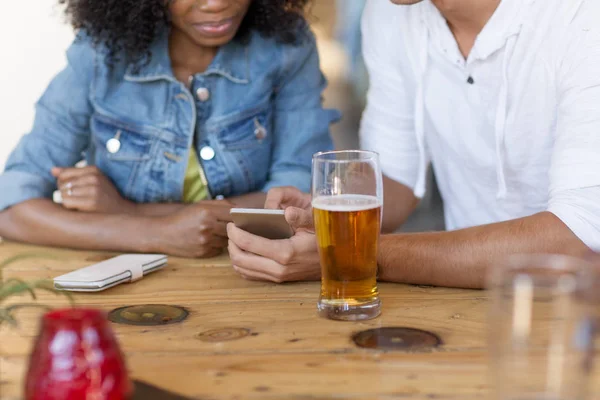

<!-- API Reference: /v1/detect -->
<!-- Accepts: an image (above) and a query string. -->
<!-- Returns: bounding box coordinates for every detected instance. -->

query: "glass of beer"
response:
[312,150,383,321]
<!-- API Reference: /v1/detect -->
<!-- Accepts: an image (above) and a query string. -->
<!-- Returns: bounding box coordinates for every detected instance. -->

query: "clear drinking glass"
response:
[311,150,383,321]
[488,254,599,400]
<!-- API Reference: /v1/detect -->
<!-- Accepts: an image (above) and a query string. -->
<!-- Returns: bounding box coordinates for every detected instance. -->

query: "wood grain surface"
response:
[1,241,598,400]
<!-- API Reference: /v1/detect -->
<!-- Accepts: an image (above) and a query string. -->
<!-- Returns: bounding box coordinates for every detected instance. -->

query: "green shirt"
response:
[182,148,209,203]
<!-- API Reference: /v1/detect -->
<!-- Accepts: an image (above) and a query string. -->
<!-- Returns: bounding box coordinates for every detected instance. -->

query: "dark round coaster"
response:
[108,305,188,326]
[197,328,251,343]
[352,327,442,351]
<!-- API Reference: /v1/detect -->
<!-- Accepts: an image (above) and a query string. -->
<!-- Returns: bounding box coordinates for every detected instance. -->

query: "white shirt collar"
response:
[422,0,526,63]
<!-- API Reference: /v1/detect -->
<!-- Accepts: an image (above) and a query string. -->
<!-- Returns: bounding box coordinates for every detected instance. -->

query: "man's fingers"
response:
[233,265,281,283]
[228,239,285,282]
[285,207,314,231]
[264,187,311,210]
[264,188,288,210]
[227,223,294,265]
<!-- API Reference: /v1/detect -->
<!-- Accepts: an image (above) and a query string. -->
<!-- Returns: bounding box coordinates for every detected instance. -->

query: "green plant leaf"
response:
[0,278,38,301]
[0,253,76,328]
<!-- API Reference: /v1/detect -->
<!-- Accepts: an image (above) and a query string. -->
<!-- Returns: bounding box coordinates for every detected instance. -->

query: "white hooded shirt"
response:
[360,0,600,250]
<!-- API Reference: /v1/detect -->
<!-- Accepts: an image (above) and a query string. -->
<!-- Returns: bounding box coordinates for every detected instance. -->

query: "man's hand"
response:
[154,203,232,258]
[52,166,136,214]
[264,186,313,211]
[227,187,321,282]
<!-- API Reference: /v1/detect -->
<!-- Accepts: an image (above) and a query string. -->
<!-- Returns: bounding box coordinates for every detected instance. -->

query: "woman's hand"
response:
[155,203,232,258]
[227,187,321,282]
[52,166,136,214]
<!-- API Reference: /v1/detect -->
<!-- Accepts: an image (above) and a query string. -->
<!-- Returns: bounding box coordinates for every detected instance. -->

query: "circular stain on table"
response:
[352,327,442,351]
[108,305,189,326]
[197,328,251,342]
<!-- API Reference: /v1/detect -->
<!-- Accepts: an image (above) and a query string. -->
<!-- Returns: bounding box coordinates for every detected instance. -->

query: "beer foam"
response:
[312,195,381,212]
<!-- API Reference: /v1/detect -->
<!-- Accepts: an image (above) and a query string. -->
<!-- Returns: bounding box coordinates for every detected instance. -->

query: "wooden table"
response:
[0,242,597,400]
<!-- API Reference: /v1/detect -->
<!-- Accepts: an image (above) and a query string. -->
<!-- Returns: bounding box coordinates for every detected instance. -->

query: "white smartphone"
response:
[230,208,294,240]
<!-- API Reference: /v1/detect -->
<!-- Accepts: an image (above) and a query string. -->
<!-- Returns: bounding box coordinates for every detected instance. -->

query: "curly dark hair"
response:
[58,0,311,66]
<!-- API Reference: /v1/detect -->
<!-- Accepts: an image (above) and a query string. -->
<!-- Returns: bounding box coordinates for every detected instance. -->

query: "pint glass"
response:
[312,150,383,321]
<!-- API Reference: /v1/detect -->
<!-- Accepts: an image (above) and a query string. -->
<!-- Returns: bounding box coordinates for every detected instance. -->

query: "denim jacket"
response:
[0,27,339,210]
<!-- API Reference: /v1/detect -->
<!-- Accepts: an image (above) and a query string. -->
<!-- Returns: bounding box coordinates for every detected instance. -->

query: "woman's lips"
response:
[192,18,235,37]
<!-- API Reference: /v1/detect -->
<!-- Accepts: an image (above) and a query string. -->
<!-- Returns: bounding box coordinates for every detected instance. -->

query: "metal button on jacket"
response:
[200,146,215,161]
[106,130,122,154]
[196,88,210,102]
[254,118,267,140]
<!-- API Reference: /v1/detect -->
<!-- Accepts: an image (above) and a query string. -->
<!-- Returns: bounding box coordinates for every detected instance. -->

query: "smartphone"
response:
[230,208,294,240]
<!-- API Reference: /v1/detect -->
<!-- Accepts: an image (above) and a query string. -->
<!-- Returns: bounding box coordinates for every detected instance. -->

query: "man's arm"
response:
[378,211,589,289]
[381,175,419,233]
[228,182,591,288]
[359,1,422,232]
[376,4,600,288]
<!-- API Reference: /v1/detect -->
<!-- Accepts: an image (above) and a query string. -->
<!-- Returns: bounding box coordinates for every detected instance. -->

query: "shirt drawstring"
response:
[415,1,530,200]
[494,34,518,199]
[414,27,430,199]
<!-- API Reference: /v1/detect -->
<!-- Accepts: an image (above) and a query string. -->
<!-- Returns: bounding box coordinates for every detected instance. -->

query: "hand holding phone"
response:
[229,208,294,240]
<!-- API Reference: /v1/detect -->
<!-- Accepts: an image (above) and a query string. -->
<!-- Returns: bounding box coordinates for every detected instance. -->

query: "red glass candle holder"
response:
[25,308,132,400]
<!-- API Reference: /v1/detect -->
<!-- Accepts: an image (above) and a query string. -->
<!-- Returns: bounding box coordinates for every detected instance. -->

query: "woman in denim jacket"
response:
[0,0,339,258]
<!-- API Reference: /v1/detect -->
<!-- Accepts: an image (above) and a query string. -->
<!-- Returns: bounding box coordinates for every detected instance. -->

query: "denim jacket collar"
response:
[124,29,250,85]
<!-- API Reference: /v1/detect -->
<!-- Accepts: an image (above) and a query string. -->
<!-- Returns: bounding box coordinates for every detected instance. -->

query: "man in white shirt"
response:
[227,0,600,288]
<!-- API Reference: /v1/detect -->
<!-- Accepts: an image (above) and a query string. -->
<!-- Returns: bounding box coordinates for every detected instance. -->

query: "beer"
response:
[312,194,381,318]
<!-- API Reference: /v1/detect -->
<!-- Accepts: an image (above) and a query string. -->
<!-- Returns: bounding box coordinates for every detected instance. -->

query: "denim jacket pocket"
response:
[91,114,154,161]
[205,105,273,193]
[212,104,272,150]
[90,114,156,199]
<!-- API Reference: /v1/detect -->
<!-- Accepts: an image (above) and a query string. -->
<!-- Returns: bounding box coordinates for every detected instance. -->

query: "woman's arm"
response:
[132,192,267,217]
[0,199,229,258]
[0,200,155,252]
[0,36,96,214]
[51,165,266,218]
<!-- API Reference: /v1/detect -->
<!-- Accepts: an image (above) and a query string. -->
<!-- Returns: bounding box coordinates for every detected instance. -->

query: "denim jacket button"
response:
[254,118,267,140]
[196,87,210,102]
[199,146,215,161]
[106,130,122,154]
